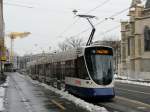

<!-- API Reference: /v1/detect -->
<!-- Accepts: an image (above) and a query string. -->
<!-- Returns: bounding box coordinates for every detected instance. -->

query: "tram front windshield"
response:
[85,47,113,85]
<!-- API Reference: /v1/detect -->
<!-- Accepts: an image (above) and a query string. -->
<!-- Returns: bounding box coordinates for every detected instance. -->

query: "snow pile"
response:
[40,83,108,112]
[0,87,5,111]
[0,76,9,111]
[115,79,150,87]
[114,75,128,80]
[25,74,108,112]
[1,77,9,88]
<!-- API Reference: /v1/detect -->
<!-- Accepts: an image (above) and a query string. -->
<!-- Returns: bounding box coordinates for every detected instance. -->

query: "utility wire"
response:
[85,0,111,14]
[109,7,129,18]
[4,2,34,8]
[57,18,79,38]
[5,0,127,39]
[4,0,33,5]
[57,0,111,38]
[72,6,129,37]
[96,25,120,36]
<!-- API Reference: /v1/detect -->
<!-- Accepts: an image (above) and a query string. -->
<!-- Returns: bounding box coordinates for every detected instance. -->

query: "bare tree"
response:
[66,37,85,48]
[58,37,85,51]
[101,34,120,41]
[58,42,68,51]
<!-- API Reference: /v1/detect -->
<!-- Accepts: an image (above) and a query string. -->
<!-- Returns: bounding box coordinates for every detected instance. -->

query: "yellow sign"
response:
[0,38,4,47]
[96,50,109,54]
[1,56,7,61]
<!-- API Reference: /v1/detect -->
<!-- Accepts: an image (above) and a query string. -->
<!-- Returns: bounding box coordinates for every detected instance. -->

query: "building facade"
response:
[0,0,5,75]
[120,0,150,80]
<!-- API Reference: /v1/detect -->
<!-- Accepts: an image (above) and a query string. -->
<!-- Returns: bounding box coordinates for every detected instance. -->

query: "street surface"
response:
[98,81,150,112]
[3,72,150,112]
[4,72,88,112]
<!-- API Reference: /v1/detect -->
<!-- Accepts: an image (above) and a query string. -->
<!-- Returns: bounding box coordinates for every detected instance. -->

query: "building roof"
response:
[131,0,141,7]
[145,0,150,9]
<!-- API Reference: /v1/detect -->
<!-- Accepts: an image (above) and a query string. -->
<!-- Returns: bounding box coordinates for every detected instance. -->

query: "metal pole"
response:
[87,18,95,29]
[76,14,96,46]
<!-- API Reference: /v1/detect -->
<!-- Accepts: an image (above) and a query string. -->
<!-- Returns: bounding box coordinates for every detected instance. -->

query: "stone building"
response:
[0,0,5,75]
[120,0,150,80]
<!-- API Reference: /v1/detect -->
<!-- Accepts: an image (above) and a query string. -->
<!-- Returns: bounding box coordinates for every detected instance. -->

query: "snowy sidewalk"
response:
[115,76,150,87]
[25,74,108,112]
[4,72,108,112]
[0,77,9,111]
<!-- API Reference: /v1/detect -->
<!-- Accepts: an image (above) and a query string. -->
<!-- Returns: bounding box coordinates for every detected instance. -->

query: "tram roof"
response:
[27,45,113,66]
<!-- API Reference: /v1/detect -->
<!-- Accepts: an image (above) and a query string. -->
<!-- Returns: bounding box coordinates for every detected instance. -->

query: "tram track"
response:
[29,77,150,112]
[102,81,150,112]
[96,96,150,112]
[18,73,150,112]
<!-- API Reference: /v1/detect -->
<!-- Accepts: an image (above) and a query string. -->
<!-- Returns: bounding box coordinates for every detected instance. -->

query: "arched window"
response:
[144,26,150,51]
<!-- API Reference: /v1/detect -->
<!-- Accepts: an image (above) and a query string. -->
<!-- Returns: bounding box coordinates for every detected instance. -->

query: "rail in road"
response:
[97,81,150,112]
[6,72,150,112]
[5,73,88,112]
[98,96,150,112]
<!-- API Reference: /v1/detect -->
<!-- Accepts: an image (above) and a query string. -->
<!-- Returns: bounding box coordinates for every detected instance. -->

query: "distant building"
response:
[120,0,150,80]
[0,0,5,75]
[19,53,52,70]
[0,0,4,39]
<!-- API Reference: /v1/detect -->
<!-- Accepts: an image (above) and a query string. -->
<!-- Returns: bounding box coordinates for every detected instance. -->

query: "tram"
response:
[27,45,115,99]
[27,14,115,100]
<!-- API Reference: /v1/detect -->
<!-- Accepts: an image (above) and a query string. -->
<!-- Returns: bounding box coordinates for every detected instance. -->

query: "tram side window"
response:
[37,65,39,74]
[41,64,44,76]
[50,62,55,79]
[65,60,71,77]
[48,63,52,76]
[53,62,57,78]
[56,62,61,80]
[64,60,75,77]
[43,64,46,76]
[77,56,89,79]
[45,64,49,76]
[61,62,65,80]
[70,60,75,77]
[34,65,35,74]
[39,64,43,75]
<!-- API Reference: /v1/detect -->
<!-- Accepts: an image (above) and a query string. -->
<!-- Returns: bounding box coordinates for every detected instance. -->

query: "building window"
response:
[144,26,150,51]
[128,38,130,56]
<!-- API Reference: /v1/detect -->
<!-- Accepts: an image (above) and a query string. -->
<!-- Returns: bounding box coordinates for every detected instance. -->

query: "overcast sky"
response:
[3,0,142,55]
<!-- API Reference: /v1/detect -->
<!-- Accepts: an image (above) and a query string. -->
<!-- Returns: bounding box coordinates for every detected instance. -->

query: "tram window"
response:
[45,64,49,76]
[85,47,114,85]
[61,62,65,75]
[37,65,40,74]
[70,60,75,77]
[65,60,71,77]
[49,63,53,77]
[56,62,61,80]
[63,60,75,77]
[77,56,89,79]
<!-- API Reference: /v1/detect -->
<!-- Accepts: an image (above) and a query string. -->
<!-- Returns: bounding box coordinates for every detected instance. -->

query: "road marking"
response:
[51,100,66,110]
[115,82,150,88]
[116,96,150,108]
[137,107,146,109]
[116,87,150,95]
